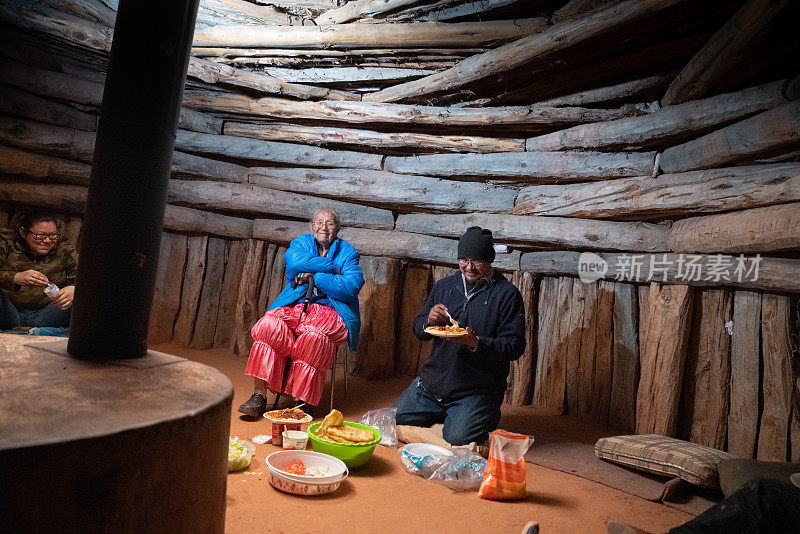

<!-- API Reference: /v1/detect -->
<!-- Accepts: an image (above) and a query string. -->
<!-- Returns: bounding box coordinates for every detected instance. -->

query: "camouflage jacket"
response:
[0,231,79,310]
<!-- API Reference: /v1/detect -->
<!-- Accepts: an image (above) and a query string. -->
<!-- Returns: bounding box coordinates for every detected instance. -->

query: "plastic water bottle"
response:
[44,283,60,298]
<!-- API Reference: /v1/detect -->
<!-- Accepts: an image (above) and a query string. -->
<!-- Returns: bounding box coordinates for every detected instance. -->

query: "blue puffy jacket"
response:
[269,234,364,352]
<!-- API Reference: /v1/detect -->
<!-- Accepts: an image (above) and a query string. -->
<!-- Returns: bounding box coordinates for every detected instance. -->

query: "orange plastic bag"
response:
[477,429,534,500]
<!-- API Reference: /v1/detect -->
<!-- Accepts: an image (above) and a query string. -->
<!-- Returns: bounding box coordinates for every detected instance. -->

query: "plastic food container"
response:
[265,450,348,495]
[306,421,381,468]
[282,430,308,450]
[228,437,257,472]
[263,412,313,446]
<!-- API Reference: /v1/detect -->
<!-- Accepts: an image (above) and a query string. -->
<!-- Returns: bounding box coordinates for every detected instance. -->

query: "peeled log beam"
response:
[163,205,252,239]
[257,66,435,84]
[167,179,394,229]
[0,115,95,162]
[363,0,688,102]
[178,107,222,135]
[252,219,521,270]
[187,57,356,101]
[662,0,797,106]
[396,213,668,252]
[0,116,246,180]
[248,167,518,213]
[514,163,800,219]
[0,57,104,107]
[0,181,87,213]
[519,251,800,293]
[314,0,422,24]
[385,151,655,182]
[225,121,524,153]
[0,2,114,54]
[552,0,617,23]
[192,19,547,49]
[0,84,97,131]
[527,81,788,152]
[0,145,90,186]
[183,90,623,129]
[659,101,800,174]
[171,151,248,183]
[536,75,669,107]
[0,2,353,101]
[636,283,693,437]
[175,130,383,170]
[668,203,800,254]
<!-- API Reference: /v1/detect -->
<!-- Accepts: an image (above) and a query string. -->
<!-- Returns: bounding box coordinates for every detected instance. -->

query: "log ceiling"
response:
[1,0,799,458]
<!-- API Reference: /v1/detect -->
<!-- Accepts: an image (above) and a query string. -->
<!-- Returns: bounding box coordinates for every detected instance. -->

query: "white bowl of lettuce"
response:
[228,436,256,472]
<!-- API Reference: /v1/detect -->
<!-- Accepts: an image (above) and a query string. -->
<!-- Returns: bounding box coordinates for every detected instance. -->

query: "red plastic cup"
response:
[271,422,285,446]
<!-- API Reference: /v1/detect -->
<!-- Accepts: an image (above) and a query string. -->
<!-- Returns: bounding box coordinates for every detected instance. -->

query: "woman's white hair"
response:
[311,208,340,227]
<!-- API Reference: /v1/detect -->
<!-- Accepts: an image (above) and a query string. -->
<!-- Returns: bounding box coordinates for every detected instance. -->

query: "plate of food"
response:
[424,324,470,337]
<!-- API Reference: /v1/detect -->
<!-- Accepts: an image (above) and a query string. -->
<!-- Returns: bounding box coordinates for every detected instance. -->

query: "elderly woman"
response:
[239,208,364,417]
[0,212,78,333]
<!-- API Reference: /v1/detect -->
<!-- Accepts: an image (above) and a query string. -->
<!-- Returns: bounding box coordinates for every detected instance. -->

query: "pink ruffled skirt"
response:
[245,303,348,406]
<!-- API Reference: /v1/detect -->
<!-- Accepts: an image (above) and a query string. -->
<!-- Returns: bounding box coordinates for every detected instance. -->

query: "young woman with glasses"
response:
[0,211,78,334]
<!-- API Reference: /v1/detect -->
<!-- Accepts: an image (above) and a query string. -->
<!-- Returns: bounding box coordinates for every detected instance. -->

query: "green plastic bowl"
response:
[307,421,381,468]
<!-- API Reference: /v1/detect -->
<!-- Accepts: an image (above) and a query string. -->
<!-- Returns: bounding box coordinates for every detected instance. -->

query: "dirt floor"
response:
[152,343,692,534]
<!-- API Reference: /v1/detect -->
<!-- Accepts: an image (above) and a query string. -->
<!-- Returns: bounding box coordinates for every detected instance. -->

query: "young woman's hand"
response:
[52,285,75,309]
[13,269,49,287]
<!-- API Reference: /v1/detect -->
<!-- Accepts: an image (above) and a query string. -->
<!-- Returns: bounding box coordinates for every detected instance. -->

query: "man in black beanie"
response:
[395,226,526,446]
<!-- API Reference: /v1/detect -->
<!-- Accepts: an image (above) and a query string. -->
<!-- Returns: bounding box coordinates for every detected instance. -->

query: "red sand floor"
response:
[153,343,691,534]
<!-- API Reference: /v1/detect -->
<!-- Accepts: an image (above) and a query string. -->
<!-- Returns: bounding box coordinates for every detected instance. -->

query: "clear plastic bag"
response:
[400,445,486,491]
[478,429,534,500]
[359,407,397,446]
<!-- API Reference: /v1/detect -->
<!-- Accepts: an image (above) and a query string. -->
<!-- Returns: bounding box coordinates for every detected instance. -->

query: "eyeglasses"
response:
[458,258,488,268]
[313,222,337,230]
[27,231,60,242]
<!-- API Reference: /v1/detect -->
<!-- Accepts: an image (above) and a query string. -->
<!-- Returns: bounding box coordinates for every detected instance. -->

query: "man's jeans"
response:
[395,377,502,446]
[1,291,71,330]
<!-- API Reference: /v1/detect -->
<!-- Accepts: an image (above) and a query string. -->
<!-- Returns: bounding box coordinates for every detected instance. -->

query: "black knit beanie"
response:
[457,226,495,263]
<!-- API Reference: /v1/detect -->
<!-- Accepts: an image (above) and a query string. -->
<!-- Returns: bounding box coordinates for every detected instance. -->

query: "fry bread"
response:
[326,425,374,443]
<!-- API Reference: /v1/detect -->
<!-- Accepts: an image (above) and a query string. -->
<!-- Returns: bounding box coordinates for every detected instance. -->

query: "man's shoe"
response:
[238,393,267,417]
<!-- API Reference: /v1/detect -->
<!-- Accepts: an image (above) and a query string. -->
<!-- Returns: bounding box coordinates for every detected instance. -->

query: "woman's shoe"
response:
[238,393,267,417]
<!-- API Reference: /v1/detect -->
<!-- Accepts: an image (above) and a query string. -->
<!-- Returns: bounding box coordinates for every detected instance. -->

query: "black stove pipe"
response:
[68,0,200,359]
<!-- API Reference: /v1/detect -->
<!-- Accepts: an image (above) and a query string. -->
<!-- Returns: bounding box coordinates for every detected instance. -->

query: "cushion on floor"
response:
[717,458,800,497]
[595,434,730,488]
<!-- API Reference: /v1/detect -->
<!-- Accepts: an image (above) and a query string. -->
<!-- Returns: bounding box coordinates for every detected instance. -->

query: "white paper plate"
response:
[402,443,453,458]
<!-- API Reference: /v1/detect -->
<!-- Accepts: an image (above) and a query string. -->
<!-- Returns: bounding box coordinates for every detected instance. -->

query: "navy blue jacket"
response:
[413,270,526,401]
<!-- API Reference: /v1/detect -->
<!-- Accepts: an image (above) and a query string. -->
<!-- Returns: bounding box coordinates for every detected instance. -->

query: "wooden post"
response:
[172,235,208,347]
[679,289,732,449]
[533,276,573,413]
[636,283,693,436]
[148,232,188,345]
[395,262,432,377]
[233,240,268,358]
[191,237,227,350]
[728,290,762,458]
[353,256,403,379]
[213,239,247,348]
[507,271,537,407]
[757,293,793,461]
[610,282,639,433]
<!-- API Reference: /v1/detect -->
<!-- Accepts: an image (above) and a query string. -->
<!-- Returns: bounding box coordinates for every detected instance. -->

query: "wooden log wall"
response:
[1,0,799,460]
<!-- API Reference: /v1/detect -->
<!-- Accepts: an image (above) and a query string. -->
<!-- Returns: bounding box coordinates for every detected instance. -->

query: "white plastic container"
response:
[44,283,60,298]
[265,450,348,495]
